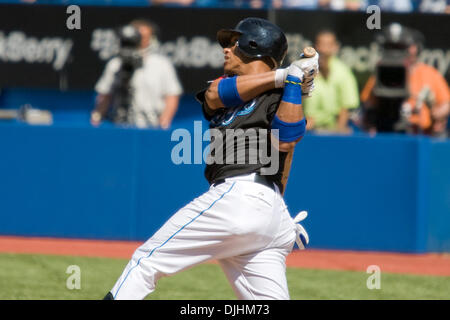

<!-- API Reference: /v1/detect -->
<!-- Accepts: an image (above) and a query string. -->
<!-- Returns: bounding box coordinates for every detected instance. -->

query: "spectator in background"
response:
[361,23,449,136]
[303,30,359,134]
[419,0,450,13]
[272,0,365,9]
[272,0,318,8]
[366,0,415,12]
[151,0,195,5]
[91,19,182,129]
[151,0,222,6]
[318,0,365,10]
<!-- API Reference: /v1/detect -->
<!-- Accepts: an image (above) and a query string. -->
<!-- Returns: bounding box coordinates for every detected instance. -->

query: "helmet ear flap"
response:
[248,40,258,49]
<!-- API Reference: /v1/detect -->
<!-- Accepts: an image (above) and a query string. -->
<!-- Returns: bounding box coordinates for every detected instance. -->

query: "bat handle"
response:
[302,47,316,58]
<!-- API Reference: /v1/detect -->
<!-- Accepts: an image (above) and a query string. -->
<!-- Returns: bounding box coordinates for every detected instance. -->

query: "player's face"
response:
[223,35,246,76]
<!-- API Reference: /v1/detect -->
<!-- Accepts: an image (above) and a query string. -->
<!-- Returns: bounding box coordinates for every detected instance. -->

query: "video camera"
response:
[112,24,144,123]
[117,24,143,71]
[369,23,423,132]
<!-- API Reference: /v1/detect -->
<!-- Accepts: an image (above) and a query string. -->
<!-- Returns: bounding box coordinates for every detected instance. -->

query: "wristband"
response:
[281,75,303,105]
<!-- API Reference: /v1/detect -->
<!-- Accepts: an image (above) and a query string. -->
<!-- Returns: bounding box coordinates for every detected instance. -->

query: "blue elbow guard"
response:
[218,76,244,107]
[271,115,306,142]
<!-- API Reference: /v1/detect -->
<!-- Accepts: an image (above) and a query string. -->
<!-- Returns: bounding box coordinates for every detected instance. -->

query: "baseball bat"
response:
[302,46,316,58]
[280,47,316,196]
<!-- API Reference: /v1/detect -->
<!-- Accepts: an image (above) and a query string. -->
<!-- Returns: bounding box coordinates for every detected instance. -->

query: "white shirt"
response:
[95,50,183,128]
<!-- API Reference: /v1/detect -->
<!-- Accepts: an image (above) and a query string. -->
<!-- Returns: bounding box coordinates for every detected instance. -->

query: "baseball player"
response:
[103,17,319,300]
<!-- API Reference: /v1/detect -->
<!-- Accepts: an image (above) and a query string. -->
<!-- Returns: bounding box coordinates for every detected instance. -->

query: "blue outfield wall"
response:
[0,123,449,253]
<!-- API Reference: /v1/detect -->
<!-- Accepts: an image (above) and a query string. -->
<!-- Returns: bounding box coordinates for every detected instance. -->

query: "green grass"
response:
[0,253,449,300]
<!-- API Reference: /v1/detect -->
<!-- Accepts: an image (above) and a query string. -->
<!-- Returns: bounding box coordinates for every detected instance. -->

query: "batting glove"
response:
[274,52,319,97]
[274,65,306,88]
[275,68,316,97]
[293,210,309,250]
[290,51,319,80]
[291,52,319,98]
[301,77,316,98]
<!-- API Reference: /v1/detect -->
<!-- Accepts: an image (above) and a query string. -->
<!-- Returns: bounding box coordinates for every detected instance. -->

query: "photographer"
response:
[91,19,183,129]
[360,23,449,136]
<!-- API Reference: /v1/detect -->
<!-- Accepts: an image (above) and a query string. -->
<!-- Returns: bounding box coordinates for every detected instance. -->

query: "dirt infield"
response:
[1,236,449,276]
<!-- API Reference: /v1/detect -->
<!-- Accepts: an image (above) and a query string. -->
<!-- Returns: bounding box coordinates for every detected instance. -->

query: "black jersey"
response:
[196,87,288,191]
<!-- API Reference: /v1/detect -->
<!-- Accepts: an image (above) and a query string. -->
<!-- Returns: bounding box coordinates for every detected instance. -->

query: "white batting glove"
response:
[292,52,319,98]
[293,210,309,250]
[275,67,316,97]
[291,52,320,80]
[274,66,307,89]
[275,68,288,88]
[274,52,319,91]
[301,77,316,98]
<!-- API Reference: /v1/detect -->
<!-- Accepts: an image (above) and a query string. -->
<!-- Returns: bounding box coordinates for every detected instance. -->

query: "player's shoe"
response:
[103,292,114,300]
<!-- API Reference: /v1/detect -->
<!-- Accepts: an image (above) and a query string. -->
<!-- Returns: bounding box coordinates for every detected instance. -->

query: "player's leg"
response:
[108,180,265,300]
[218,197,296,300]
[218,246,292,300]
[107,174,290,300]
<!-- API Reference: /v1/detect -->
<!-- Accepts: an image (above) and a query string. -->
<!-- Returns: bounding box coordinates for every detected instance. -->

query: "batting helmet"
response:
[217,17,288,68]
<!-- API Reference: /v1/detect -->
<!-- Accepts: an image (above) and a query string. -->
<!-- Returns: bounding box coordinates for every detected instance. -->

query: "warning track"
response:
[0,236,449,276]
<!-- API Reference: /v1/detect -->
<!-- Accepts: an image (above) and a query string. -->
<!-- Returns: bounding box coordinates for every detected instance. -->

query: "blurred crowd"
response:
[11,0,450,13]
[1,0,449,136]
[87,18,449,137]
[304,24,450,137]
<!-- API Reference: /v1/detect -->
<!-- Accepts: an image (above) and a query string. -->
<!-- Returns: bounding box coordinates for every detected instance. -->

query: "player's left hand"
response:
[293,210,309,250]
[301,77,315,98]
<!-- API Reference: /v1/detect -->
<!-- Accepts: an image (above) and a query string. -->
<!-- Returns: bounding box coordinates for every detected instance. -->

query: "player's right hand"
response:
[274,52,319,92]
[288,52,319,97]
[289,52,320,81]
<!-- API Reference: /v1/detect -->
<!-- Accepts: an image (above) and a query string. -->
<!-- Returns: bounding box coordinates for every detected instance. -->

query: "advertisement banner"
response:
[0,5,449,93]
[275,9,450,90]
[0,4,265,92]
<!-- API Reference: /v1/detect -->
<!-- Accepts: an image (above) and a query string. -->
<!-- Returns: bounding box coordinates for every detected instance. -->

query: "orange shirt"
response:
[408,62,449,107]
[360,63,449,132]
[361,62,450,106]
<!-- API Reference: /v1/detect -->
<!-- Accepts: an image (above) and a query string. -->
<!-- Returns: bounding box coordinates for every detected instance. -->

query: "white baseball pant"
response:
[109,173,297,300]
